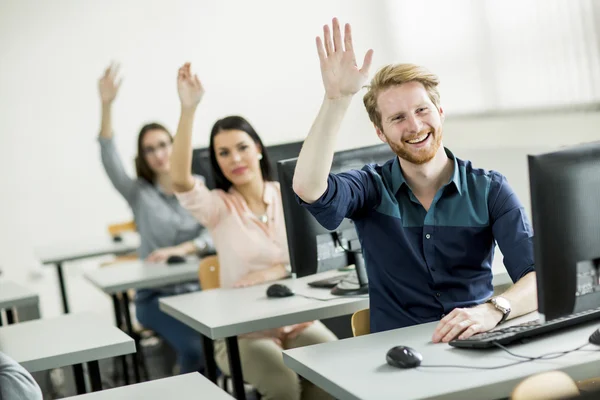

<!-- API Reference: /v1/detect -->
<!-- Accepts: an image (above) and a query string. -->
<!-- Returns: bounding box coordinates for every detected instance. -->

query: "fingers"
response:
[316,36,326,65]
[194,74,202,90]
[109,62,121,82]
[360,49,374,75]
[441,318,472,343]
[323,24,333,56]
[432,309,462,343]
[332,17,343,52]
[343,23,353,53]
[458,324,483,340]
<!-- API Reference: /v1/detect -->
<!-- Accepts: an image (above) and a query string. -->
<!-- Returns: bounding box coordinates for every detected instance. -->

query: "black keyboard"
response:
[307,273,350,288]
[449,307,600,349]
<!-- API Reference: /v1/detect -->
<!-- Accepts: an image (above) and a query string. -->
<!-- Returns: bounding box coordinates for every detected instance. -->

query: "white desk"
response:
[84,257,200,384]
[0,312,136,394]
[84,258,199,294]
[0,280,39,325]
[283,314,600,400]
[159,270,369,400]
[83,257,199,385]
[0,280,39,309]
[35,233,140,313]
[159,270,369,339]
[64,372,234,399]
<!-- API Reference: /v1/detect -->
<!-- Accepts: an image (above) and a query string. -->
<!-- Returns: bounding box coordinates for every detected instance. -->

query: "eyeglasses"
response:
[142,141,171,156]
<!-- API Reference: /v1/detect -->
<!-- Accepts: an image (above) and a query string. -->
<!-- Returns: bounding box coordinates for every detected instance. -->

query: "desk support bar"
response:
[226,336,246,400]
[73,363,86,394]
[202,335,217,383]
[111,294,130,385]
[56,263,70,313]
[88,360,102,392]
[121,292,142,383]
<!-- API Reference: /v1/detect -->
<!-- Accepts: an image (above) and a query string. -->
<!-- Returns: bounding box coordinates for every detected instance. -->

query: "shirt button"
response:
[425,234,431,239]
[436,292,441,297]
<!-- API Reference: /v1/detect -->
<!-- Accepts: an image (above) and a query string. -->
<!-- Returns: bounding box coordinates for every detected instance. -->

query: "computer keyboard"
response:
[307,273,350,288]
[449,306,600,349]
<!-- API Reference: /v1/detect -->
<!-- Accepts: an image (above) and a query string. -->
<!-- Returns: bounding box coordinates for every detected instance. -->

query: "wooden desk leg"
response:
[225,336,246,400]
[87,360,103,392]
[56,263,70,313]
[121,292,142,383]
[73,364,87,394]
[202,335,217,383]
[111,294,130,385]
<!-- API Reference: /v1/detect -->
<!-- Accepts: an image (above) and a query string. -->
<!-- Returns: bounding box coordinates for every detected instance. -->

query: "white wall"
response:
[0,0,390,278]
[0,0,599,282]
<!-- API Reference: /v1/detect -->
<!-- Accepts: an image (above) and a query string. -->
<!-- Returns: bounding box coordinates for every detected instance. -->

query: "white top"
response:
[35,233,140,265]
[0,313,135,372]
[64,372,233,399]
[159,270,369,339]
[0,281,38,310]
[83,258,199,294]
[283,313,600,400]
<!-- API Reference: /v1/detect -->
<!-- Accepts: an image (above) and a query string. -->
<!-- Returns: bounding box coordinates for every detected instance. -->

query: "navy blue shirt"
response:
[298,149,535,333]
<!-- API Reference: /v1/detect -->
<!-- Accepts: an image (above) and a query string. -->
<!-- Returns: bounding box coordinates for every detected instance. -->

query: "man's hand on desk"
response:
[431,303,503,343]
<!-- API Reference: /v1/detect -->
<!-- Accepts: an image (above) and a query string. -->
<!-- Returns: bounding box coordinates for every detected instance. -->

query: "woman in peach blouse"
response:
[170,63,336,400]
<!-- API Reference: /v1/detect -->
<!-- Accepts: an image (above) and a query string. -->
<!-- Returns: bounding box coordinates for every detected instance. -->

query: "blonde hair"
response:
[363,64,441,130]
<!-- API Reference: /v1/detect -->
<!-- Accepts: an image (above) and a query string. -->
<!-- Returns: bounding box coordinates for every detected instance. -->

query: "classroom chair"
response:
[198,255,220,290]
[351,308,370,337]
[102,220,138,267]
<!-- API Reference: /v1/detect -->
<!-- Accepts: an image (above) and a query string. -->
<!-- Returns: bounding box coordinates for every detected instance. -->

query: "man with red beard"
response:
[293,18,537,343]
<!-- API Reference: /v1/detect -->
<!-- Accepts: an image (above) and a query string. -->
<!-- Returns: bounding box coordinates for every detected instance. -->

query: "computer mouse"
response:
[589,328,600,345]
[386,345,423,369]
[166,255,186,265]
[266,283,295,298]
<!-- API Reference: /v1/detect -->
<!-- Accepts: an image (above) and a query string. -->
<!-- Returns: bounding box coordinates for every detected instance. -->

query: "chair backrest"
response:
[198,255,220,290]
[351,308,370,337]
[102,220,138,267]
[108,220,137,238]
[511,371,579,400]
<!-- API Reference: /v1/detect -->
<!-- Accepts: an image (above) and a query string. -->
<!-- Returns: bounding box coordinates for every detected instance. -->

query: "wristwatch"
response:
[487,296,511,324]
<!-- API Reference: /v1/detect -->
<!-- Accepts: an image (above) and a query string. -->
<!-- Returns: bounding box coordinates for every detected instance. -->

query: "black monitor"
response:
[278,143,395,281]
[191,141,304,190]
[191,147,213,188]
[528,142,600,322]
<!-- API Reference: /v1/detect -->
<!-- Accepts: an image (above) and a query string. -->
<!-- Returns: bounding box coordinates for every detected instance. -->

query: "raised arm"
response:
[97,63,138,204]
[170,63,204,193]
[292,18,373,203]
[98,63,122,140]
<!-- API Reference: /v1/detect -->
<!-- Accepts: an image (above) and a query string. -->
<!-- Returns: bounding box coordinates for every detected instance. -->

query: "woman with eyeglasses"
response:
[97,62,213,374]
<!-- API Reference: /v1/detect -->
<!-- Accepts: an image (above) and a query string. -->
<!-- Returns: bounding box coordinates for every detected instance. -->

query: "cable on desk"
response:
[418,342,599,370]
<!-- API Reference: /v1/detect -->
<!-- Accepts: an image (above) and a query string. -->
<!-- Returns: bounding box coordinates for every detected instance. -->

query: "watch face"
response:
[494,297,511,311]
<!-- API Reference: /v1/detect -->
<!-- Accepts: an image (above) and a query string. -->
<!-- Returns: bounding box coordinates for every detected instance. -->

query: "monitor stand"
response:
[331,252,368,296]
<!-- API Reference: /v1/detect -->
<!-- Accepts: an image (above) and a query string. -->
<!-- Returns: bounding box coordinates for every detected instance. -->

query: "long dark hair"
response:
[135,122,172,184]
[209,116,272,191]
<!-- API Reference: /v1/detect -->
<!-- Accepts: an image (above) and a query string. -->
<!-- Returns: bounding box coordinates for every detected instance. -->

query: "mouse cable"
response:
[295,293,369,302]
[418,341,599,370]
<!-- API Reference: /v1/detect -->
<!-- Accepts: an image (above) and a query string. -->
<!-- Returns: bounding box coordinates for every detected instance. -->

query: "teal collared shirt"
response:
[299,148,535,333]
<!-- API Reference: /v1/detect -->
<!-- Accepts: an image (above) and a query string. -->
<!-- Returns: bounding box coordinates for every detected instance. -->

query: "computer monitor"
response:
[277,143,395,282]
[529,142,600,323]
[191,147,214,188]
[191,141,304,190]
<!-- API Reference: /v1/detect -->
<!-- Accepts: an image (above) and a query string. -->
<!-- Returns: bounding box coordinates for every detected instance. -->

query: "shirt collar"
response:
[229,182,275,205]
[391,147,462,195]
